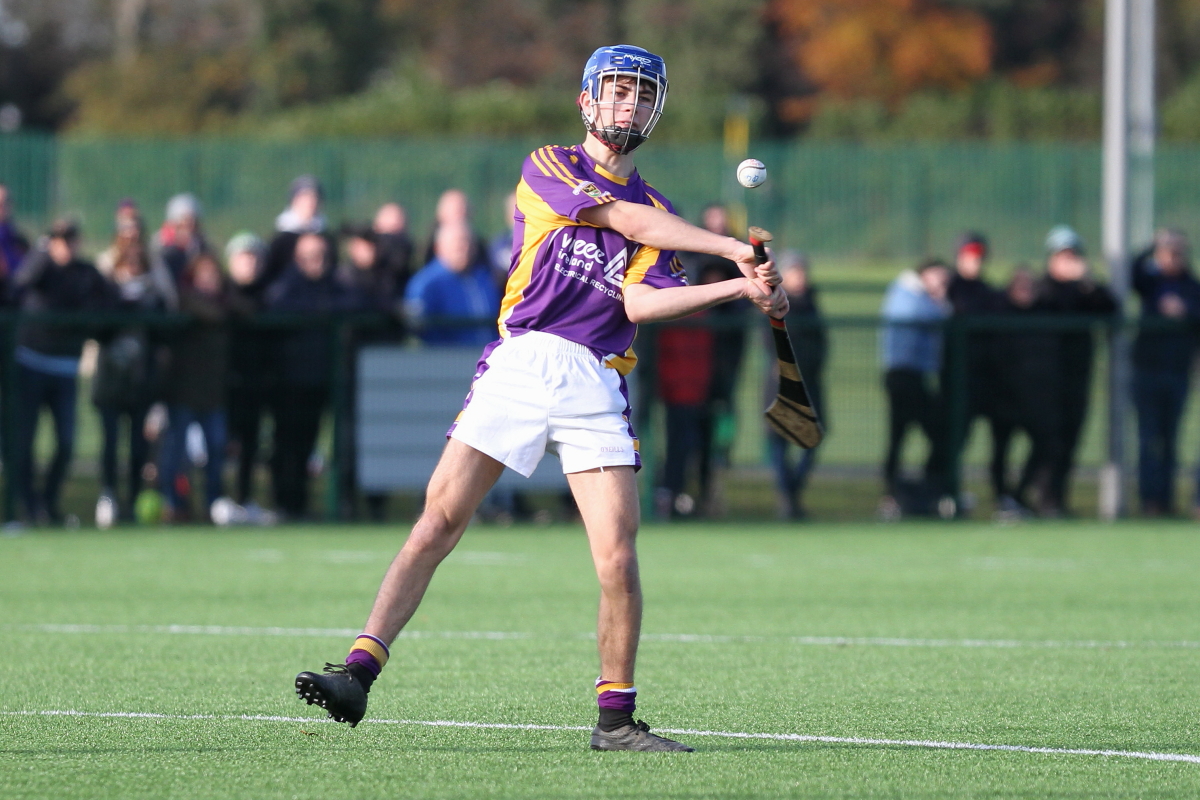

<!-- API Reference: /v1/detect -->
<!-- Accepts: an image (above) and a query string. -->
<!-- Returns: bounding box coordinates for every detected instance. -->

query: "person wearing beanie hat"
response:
[943,231,1004,509]
[1020,226,1116,515]
[157,192,206,280]
[1044,224,1084,256]
[219,230,274,513]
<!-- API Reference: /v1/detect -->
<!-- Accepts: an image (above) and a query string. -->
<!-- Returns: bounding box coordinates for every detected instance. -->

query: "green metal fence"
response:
[1,134,1199,261]
[5,311,1190,526]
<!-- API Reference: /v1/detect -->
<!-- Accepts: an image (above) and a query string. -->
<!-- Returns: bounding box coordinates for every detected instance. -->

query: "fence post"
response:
[325,317,349,522]
[944,317,969,506]
[636,324,658,521]
[2,313,15,522]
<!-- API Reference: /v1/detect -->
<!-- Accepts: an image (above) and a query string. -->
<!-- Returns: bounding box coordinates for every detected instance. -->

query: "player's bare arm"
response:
[624,277,787,323]
[579,200,780,287]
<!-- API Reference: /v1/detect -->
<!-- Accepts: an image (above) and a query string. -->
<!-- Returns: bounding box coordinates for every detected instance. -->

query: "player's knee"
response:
[406,508,466,559]
[596,546,639,592]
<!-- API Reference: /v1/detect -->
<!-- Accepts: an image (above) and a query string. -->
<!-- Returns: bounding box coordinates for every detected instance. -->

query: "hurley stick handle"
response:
[748,226,772,264]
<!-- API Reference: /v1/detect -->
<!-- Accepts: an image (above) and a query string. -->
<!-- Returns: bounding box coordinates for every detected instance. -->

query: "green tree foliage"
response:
[255,0,387,108]
[31,0,1200,141]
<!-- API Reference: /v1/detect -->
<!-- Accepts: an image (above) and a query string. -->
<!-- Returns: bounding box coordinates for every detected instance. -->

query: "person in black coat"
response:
[1032,226,1118,514]
[989,268,1062,514]
[223,232,275,509]
[159,251,253,521]
[765,252,827,519]
[942,232,1005,500]
[255,175,335,302]
[265,232,365,519]
[13,220,116,522]
[1129,229,1200,516]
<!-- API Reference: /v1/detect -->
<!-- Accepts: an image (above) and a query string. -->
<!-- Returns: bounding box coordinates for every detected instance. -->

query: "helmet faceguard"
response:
[579,45,668,155]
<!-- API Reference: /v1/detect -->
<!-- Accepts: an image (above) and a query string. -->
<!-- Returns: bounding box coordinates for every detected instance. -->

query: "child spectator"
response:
[159,251,250,521]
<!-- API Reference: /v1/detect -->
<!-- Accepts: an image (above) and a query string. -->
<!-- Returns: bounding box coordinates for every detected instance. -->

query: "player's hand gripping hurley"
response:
[751,227,824,449]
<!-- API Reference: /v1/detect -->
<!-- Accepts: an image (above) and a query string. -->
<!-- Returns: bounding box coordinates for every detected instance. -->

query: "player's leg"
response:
[570,465,642,683]
[569,465,693,752]
[295,439,505,726]
[362,439,505,640]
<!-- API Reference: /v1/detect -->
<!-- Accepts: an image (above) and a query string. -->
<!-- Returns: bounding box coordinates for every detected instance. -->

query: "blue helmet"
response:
[579,45,668,155]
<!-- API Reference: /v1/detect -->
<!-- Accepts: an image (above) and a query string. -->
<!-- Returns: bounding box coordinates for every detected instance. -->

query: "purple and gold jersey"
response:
[498,144,687,374]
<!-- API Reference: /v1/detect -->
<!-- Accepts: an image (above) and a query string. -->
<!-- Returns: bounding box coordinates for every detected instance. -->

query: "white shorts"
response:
[448,332,639,477]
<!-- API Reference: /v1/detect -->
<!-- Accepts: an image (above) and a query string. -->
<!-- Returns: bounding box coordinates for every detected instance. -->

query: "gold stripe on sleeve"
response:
[621,245,662,288]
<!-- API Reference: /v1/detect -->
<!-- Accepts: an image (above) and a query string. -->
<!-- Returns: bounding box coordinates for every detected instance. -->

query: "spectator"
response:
[680,205,750,515]
[942,232,1004,505]
[159,251,251,521]
[258,175,333,299]
[0,183,29,284]
[1033,225,1118,515]
[653,301,715,520]
[372,202,415,301]
[338,224,403,313]
[92,202,176,526]
[337,223,404,521]
[879,258,951,516]
[265,232,364,519]
[765,252,827,520]
[422,188,489,267]
[224,232,275,511]
[404,222,500,347]
[989,267,1062,517]
[1129,229,1200,516]
[488,191,518,290]
[13,220,115,523]
[156,193,206,281]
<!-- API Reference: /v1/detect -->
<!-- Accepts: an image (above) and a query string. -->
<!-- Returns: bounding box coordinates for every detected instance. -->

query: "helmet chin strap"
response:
[579,98,647,155]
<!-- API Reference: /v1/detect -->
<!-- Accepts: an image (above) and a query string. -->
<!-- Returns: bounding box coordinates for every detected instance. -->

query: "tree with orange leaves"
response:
[770,0,993,114]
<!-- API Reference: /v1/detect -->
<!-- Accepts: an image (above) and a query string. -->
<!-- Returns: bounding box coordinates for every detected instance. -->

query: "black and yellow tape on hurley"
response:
[748,226,824,450]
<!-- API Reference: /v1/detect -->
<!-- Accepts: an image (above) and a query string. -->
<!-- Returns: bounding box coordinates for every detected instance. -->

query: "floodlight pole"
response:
[1129,0,1156,249]
[1099,0,1130,520]
[1100,0,1155,520]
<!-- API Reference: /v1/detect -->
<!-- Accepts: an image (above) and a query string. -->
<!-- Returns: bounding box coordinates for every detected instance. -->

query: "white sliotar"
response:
[736,158,767,189]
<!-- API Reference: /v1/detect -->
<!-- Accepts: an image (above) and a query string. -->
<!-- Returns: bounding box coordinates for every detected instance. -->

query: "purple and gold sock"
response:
[345,634,389,689]
[596,677,636,731]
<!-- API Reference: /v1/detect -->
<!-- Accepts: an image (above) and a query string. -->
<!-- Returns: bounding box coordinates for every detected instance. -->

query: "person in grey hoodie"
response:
[880,258,951,503]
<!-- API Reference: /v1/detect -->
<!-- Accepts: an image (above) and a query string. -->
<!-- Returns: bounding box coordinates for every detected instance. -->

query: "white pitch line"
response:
[9,624,530,640]
[13,623,1200,650]
[2,709,1197,766]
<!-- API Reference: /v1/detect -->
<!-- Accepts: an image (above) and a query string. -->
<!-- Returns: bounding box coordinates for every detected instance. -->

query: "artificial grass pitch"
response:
[2,522,1200,799]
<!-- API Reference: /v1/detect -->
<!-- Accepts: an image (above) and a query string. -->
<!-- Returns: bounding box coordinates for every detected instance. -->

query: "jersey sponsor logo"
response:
[602,249,626,287]
[573,181,604,199]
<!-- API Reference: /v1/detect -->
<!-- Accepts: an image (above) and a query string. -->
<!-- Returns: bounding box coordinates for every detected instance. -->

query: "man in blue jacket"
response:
[880,258,951,512]
[404,222,500,347]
